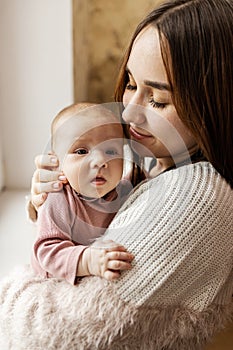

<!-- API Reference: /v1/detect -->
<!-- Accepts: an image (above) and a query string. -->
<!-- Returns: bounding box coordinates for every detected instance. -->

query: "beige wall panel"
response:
[73,0,164,103]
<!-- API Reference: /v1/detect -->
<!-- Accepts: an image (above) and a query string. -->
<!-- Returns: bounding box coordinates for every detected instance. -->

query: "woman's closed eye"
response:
[149,97,167,109]
[125,71,168,110]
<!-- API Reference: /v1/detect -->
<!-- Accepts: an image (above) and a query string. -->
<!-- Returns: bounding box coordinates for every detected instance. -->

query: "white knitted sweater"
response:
[104,161,233,311]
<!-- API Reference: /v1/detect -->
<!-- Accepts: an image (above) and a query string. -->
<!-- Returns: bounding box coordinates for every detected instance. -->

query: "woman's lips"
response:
[129,126,152,140]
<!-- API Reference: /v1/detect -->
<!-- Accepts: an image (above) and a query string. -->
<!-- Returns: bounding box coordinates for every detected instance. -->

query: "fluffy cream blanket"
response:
[0,265,232,350]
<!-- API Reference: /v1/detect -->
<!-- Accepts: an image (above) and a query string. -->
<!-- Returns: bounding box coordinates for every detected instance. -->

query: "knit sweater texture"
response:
[104,161,233,311]
[0,161,232,349]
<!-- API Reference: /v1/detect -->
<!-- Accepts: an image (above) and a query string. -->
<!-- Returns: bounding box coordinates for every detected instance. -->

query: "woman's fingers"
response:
[31,178,63,210]
[32,180,63,196]
[29,153,67,213]
[31,169,67,210]
[31,192,48,210]
[31,169,65,196]
[34,154,59,170]
[32,168,63,183]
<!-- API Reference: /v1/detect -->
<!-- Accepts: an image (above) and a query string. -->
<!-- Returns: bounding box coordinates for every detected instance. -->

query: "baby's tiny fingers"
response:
[107,260,133,271]
[103,270,121,281]
[107,251,134,262]
[93,239,123,250]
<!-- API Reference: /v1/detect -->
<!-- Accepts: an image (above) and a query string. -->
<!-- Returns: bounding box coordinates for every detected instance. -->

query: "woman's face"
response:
[122,26,197,163]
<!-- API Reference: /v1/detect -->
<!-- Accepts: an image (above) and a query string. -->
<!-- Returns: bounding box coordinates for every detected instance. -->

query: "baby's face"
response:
[54,108,124,198]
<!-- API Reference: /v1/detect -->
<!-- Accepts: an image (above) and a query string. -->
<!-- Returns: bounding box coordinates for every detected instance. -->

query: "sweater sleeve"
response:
[32,190,87,285]
[103,162,233,311]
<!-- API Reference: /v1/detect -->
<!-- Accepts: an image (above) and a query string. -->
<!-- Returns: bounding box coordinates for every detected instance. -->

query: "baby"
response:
[31,103,134,284]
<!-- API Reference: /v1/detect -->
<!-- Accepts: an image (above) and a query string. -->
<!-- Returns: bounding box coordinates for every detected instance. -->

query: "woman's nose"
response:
[122,102,146,125]
[89,150,108,169]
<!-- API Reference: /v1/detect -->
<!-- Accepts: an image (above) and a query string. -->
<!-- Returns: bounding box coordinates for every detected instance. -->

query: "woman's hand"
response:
[30,153,67,213]
[77,240,134,281]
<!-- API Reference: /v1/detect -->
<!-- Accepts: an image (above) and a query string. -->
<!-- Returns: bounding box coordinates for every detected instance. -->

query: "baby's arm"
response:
[34,232,133,283]
[77,240,134,280]
[33,190,87,284]
[33,191,134,283]
[32,234,87,284]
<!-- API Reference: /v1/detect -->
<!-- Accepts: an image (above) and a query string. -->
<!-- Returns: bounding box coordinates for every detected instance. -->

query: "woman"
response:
[1,0,232,349]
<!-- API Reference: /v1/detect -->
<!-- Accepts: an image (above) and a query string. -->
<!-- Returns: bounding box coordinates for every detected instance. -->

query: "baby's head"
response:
[51,103,124,198]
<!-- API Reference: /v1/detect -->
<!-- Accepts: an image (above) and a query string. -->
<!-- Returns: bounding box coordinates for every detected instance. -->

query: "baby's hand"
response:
[78,240,134,280]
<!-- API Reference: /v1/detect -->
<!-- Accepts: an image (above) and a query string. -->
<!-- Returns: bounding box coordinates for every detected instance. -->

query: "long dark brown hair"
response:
[115,0,233,188]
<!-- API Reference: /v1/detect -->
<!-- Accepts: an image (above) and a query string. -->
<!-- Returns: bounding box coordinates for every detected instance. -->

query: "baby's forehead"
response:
[78,106,119,121]
[53,108,123,150]
[55,106,119,130]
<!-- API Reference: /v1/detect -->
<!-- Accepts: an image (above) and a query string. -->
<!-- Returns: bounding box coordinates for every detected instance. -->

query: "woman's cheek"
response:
[123,90,130,107]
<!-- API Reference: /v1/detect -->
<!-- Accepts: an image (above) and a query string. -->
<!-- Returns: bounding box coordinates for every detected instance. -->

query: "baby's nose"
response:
[89,150,108,169]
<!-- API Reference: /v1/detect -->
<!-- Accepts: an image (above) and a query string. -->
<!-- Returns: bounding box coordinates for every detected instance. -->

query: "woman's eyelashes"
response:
[125,83,167,109]
[125,77,168,110]
[149,97,167,109]
[126,82,136,91]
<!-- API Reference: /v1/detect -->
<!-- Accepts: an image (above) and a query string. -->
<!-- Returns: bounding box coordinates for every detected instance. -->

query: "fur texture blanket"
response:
[0,265,232,350]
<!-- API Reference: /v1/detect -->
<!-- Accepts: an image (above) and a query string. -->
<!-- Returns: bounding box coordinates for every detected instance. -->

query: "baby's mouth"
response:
[91,175,106,185]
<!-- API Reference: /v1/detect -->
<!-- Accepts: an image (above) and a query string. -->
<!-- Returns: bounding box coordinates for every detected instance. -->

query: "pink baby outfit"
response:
[31,180,132,284]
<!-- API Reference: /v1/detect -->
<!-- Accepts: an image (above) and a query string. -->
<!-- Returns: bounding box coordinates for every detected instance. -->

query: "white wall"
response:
[0,142,4,191]
[0,86,5,191]
[0,0,73,189]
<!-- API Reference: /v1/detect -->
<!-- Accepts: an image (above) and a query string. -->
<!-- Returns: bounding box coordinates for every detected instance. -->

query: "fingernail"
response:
[58,175,66,181]
[50,157,58,164]
[41,193,47,200]
[53,182,61,189]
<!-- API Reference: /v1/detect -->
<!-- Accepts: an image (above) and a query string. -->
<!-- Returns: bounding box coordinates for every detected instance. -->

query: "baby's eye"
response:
[73,148,88,155]
[105,149,118,156]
